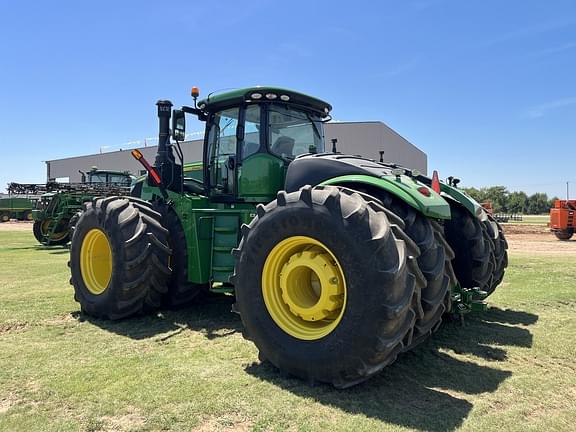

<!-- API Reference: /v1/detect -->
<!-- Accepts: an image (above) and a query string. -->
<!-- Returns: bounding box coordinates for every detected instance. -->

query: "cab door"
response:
[205,107,240,201]
[237,104,286,203]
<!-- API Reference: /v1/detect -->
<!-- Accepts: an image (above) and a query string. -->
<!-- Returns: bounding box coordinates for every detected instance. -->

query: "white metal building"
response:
[45,121,427,182]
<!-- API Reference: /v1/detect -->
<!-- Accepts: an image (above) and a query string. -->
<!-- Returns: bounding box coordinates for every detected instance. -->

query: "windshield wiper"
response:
[305,113,322,141]
[219,118,234,137]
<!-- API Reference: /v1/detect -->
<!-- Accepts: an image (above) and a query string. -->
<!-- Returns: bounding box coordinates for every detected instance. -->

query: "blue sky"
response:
[1,0,575,198]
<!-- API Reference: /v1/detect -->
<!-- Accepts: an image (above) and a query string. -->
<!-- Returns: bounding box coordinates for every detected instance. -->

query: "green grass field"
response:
[1,229,575,431]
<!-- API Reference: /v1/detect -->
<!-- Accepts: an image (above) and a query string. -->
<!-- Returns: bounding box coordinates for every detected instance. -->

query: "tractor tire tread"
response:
[69,196,171,320]
[233,185,418,388]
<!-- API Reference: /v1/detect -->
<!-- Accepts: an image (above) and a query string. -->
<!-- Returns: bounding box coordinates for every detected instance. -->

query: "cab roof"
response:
[89,169,132,177]
[197,86,332,117]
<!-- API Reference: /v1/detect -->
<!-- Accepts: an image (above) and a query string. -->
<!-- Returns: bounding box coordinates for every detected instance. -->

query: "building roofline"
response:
[327,120,383,125]
[45,139,204,163]
[46,120,423,162]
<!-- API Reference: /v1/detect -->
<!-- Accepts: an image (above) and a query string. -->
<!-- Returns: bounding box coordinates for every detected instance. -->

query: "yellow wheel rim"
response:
[262,236,347,340]
[26,213,33,221]
[80,228,113,295]
[41,220,68,241]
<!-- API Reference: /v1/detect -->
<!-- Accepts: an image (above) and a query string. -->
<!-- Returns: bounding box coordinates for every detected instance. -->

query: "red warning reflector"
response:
[417,186,431,197]
[431,170,441,194]
[148,167,162,185]
[131,149,162,185]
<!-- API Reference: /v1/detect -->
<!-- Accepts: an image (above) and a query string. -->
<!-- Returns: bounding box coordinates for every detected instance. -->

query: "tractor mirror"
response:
[172,110,186,141]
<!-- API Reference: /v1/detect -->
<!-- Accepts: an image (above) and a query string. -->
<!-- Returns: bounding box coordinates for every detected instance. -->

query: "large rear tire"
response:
[338,185,454,346]
[445,204,495,292]
[372,193,454,347]
[233,186,418,388]
[484,216,508,295]
[69,197,171,320]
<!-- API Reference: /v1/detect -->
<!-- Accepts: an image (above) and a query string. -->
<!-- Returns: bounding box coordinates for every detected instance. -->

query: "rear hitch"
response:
[450,284,488,323]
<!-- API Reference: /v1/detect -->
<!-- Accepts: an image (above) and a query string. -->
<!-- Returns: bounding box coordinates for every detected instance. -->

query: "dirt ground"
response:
[502,223,576,255]
[0,221,33,231]
[1,221,574,255]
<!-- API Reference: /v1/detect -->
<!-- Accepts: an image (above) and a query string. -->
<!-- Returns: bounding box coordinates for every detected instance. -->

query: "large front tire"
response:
[233,186,418,388]
[69,197,171,320]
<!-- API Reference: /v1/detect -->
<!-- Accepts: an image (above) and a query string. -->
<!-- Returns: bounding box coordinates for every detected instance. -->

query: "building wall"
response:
[46,121,426,182]
[325,122,427,174]
[46,141,205,183]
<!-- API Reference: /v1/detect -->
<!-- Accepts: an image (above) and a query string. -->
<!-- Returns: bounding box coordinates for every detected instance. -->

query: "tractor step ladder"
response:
[211,214,240,283]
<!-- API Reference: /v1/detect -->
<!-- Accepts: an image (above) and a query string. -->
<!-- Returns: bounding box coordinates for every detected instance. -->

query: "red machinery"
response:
[481,201,494,215]
[550,200,576,240]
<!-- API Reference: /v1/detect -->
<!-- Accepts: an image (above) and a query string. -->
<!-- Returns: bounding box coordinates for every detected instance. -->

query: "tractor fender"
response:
[439,183,487,221]
[320,174,451,220]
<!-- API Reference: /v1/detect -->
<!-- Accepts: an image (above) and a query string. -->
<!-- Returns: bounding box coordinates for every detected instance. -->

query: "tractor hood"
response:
[285,153,451,220]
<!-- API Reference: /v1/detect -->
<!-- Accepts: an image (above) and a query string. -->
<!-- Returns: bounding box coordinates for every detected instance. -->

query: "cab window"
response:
[242,104,261,160]
[108,174,131,186]
[88,173,107,183]
[207,107,239,193]
[268,105,324,159]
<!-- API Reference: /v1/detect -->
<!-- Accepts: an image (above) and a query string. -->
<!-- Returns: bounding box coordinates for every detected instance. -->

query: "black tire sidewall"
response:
[70,206,126,311]
[555,229,574,240]
[33,220,44,242]
[237,202,406,380]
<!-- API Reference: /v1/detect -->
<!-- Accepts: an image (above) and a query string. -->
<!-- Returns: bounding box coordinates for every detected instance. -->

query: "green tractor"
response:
[0,196,34,222]
[69,87,507,387]
[10,168,134,246]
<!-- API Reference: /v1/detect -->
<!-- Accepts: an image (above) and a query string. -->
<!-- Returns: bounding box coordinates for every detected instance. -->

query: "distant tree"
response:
[508,191,528,214]
[462,184,555,214]
[462,187,484,203]
[483,186,509,212]
[527,193,549,214]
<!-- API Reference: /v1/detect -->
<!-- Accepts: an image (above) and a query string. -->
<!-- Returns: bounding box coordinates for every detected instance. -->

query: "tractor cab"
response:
[151,87,332,204]
[84,168,134,187]
[154,87,444,206]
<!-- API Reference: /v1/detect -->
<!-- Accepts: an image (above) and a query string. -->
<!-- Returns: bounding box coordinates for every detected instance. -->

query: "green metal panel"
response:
[238,153,285,202]
[0,197,33,218]
[439,183,484,218]
[0,197,33,211]
[170,194,213,284]
[141,185,257,285]
[211,214,240,282]
[321,174,451,220]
